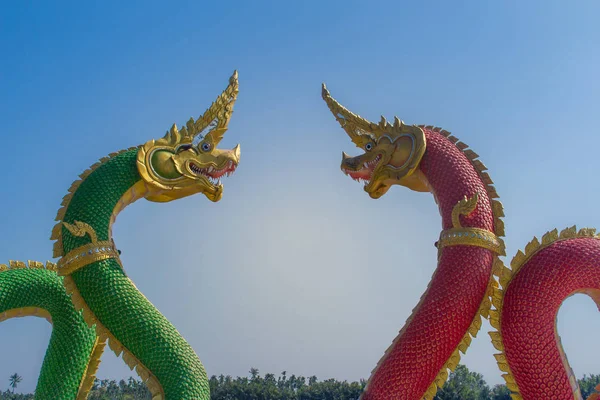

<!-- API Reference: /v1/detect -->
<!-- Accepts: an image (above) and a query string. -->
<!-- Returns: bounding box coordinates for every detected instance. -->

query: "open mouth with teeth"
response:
[342,154,382,185]
[189,160,238,186]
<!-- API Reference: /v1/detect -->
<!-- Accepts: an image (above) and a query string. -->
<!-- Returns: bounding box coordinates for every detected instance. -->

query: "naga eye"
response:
[365,143,373,151]
[200,142,212,152]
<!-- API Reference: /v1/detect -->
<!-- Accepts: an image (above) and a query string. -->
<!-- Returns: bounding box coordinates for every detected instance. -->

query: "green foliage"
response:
[490,384,511,400]
[208,369,365,400]
[2,368,599,399]
[579,374,600,399]
[430,364,510,400]
[434,365,491,400]
[7,374,22,395]
[87,377,152,400]
[0,391,33,400]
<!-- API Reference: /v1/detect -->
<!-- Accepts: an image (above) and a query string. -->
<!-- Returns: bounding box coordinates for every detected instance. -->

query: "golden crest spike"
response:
[186,118,195,136]
[394,116,402,129]
[379,115,387,128]
[179,125,188,138]
[164,124,183,145]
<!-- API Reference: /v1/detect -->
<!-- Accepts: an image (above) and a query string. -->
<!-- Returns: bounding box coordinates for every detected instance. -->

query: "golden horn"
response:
[321,83,376,147]
[184,70,240,144]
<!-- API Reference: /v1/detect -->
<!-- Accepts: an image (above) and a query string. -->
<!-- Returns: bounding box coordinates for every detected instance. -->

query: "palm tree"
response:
[9,373,22,393]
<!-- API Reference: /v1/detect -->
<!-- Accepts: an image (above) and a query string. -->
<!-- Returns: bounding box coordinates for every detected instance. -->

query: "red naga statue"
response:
[322,84,600,400]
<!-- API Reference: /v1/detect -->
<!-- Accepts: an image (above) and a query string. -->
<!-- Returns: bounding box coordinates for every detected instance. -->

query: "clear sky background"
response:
[1,0,599,394]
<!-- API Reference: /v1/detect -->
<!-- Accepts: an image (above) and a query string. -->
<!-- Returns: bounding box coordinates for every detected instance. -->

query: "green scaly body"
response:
[0,263,100,399]
[58,149,209,399]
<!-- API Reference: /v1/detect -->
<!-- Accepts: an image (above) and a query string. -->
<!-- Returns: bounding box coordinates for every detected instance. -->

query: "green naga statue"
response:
[1,71,241,400]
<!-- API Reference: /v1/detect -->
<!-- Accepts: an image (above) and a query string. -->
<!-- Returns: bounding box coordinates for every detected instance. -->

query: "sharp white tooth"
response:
[208,166,214,173]
[218,178,222,185]
[364,162,368,168]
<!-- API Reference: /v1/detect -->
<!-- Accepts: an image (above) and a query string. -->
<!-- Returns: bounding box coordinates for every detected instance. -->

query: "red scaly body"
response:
[499,236,600,399]
[362,128,501,399]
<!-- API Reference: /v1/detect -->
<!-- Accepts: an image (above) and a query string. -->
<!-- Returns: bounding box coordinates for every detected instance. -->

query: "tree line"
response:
[1,365,599,399]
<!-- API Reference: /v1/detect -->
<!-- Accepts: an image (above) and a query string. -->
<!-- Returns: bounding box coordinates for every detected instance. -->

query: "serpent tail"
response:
[490,227,600,399]
[0,260,102,399]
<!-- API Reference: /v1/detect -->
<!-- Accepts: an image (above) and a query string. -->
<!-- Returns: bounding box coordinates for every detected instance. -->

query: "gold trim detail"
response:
[63,221,98,244]
[0,260,57,275]
[109,181,150,240]
[488,226,600,400]
[438,227,505,255]
[63,276,165,400]
[437,193,505,255]
[76,337,107,400]
[451,193,479,229]
[57,241,120,276]
[0,306,52,324]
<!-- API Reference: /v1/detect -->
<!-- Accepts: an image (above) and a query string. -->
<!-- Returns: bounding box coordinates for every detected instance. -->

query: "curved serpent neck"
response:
[362,127,503,400]
[420,129,495,232]
[52,148,210,400]
[53,148,141,255]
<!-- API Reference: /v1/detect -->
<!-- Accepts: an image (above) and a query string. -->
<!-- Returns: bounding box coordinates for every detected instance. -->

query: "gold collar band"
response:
[438,227,505,255]
[57,241,120,276]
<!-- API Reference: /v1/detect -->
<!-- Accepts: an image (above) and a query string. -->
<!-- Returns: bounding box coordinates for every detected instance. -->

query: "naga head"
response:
[137,71,241,202]
[321,84,429,199]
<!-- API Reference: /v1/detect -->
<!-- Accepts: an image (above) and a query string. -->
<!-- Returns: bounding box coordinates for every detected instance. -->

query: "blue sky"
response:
[1,0,599,393]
